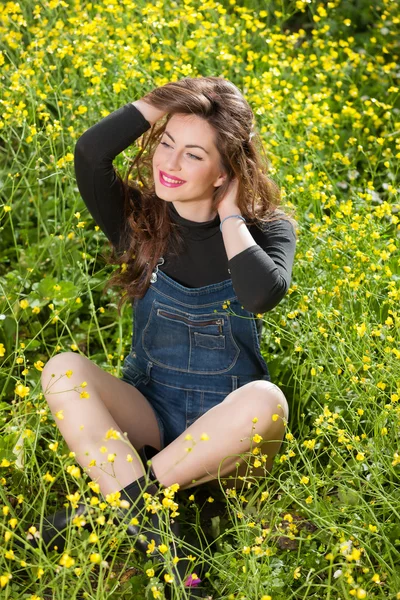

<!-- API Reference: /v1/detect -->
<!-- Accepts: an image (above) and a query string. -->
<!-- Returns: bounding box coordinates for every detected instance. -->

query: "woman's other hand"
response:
[217,178,240,219]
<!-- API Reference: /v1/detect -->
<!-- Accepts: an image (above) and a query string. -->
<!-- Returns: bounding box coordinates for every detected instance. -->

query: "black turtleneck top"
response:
[74,103,297,337]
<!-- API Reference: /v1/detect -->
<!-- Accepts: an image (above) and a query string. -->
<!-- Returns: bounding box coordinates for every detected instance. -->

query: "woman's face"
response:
[152,113,227,213]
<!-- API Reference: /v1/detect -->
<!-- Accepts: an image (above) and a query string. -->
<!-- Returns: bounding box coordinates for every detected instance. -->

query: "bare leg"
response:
[41,352,164,495]
[150,381,289,490]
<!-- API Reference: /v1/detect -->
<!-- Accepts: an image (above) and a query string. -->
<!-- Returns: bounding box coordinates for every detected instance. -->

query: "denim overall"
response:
[120,257,271,449]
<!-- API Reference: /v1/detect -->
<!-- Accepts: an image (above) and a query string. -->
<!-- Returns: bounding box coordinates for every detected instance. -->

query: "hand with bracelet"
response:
[217,177,246,232]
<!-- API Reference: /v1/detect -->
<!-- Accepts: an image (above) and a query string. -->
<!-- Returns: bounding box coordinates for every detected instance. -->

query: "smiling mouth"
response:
[159,171,186,187]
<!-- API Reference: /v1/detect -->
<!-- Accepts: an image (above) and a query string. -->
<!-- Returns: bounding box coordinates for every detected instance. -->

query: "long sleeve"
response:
[227,218,297,314]
[73,103,151,249]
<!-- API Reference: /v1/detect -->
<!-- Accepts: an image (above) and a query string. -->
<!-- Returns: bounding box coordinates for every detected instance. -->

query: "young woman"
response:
[28,76,297,593]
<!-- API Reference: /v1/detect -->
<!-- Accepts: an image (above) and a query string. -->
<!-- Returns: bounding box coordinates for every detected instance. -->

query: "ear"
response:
[213,172,228,188]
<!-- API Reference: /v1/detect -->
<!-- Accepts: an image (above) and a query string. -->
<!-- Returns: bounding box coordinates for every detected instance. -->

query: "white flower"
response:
[339,540,352,556]
[333,569,342,579]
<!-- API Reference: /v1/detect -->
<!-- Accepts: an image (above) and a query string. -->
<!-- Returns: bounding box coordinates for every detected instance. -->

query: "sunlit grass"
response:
[1,0,400,598]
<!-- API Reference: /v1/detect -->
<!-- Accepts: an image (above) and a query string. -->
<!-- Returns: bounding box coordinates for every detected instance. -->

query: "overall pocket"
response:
[142,300,240,374]
[121,353,149,387]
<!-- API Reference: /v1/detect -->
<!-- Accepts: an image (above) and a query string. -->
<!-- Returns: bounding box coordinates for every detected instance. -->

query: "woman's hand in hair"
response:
[216,178,240,219]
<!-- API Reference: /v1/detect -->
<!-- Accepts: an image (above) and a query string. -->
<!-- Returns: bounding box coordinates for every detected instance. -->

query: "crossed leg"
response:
[41,352,288,495]
[40,352,163,495]
[151,381,289,491]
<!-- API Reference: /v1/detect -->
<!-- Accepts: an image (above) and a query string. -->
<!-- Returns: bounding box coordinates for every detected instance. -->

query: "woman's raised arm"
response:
[131,99,167,126]
[73,102,153,250]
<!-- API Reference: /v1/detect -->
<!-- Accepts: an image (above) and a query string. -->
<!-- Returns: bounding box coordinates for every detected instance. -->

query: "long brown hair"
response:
[102,76,298,315]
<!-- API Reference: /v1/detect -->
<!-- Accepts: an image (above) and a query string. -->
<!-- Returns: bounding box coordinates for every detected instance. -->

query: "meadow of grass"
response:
[0,0,399,598]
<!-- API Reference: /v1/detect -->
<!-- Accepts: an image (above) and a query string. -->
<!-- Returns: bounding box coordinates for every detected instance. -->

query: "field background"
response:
[0,0,399,599]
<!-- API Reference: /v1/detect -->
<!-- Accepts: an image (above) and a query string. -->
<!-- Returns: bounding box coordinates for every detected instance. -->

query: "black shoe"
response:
[19,445,161,554]
[114,474,169,560]
[114,444,182,561]
[20,443,205,596]
[20,502,92,552]
[123,446,208,596]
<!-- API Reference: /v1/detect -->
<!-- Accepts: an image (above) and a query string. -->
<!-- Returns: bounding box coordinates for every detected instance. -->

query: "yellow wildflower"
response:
[88,482,100,494]
[59,553,75,568]
[293,566,301,579]
[89,553,101,564]
[15,384,30,398]
[66,465,81,478]
[0,573,12,587]
[284,514,293,523]
[105,428,120,440]
[147,539,156,555]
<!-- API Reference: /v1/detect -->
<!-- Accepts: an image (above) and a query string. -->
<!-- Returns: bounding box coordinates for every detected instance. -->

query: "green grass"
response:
[1,0,399,598]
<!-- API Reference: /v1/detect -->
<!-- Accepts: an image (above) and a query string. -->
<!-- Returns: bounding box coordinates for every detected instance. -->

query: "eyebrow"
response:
[163,131,209,154]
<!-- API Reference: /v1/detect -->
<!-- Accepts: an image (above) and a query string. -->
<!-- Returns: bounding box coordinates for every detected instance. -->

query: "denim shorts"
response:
[121,353,232,449]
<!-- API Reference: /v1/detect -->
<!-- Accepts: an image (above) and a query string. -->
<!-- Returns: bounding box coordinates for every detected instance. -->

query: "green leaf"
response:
[37,277,78,301]
[338,488,359,506]
[38,276,58,298]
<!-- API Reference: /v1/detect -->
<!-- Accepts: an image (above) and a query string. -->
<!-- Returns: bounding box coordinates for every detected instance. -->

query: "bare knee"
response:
[264,382,289,423]
[227,380,289,429]
[41,352,88,402]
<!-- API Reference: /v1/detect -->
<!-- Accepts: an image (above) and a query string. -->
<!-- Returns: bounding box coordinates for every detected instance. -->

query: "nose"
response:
[165,153,183,172]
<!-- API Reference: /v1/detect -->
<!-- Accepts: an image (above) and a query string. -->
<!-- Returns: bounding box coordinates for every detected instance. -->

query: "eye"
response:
[160,141,202,161]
